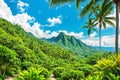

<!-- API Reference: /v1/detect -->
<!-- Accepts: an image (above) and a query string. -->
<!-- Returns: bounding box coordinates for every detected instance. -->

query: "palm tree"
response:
[49,0,85,9]
[113,0,120,57]
[81,0,115,59]
[82,18,97,35]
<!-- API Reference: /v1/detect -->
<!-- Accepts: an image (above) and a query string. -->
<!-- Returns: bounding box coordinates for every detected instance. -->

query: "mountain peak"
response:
[58,32,66,37]
[45,32,96,56]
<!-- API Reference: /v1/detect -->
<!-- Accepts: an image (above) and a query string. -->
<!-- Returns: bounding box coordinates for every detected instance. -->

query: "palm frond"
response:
[102,2,113,17]
[88,28,91,35]
[102,22,106,29]
[49,0,73,7]
[76,0,85,10]
[92,27,97,32]
[105,17,115,21]
[104,19,115,27]
[79,0,93,18]
[82,26,88,28]
[76,0,80,10]
[93,22,98,26]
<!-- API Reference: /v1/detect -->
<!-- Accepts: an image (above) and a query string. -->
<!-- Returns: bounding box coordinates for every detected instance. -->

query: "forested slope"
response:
[0,18,120,80]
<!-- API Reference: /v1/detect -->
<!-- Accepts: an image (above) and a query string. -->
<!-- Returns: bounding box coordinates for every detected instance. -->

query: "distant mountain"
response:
[45,32,96,56]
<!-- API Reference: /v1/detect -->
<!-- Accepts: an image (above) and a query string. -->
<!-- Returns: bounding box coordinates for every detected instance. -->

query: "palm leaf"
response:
[92,27,97,32]
[76,0,80,10]
[79,0,93,18]
[50,0,73,7]
[82,26,88,28]
[104,19,115,27]
[102,22,106,29]
[105,17,115,20]
[88,28,91,35]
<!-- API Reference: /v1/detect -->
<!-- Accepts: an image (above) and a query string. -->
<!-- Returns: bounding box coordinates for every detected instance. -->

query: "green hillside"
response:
[0,18,78,79]
[45,32,96,56]
[0,18,120,80]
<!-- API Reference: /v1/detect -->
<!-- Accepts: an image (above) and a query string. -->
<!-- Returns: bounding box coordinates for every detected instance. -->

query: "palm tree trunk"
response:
[115,3,119,57]
[99,27,102,59]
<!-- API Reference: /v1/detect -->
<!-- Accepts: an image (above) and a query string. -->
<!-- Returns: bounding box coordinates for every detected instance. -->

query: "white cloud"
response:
[0,0,13,20]
[13,13,34,31]
[68,32,83,39]
[59,30,84,39]
[90,32,97,39]
[82,35,117,47]
[17,0,29,12]
[47,16,62,27]
[0,0,59,39]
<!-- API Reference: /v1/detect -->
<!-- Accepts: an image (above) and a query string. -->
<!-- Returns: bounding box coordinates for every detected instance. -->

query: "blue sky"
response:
[0,0,119,47]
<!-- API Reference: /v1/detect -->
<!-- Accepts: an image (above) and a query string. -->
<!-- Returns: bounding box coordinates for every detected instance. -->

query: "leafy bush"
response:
[106,73,120,80]
[39,67,50,78]
[15,67,47,80]
[94,55,120,79]
[86,75,103,80]
[61,70,84,80]
[21,61,33,70]
[77,64,97,77]
[0,45,20,77]
[52,67,66,78]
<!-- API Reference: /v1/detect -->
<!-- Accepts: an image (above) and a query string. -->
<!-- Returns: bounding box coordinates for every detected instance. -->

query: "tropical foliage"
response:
[0,4,120,79]
[15,67,48,80]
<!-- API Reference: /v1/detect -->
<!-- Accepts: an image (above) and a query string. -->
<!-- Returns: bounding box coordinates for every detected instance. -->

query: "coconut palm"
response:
[94,0,115,58]
[113,0,120,57]
[82,18,97,35]
[81,0,115,59]
[49,0,85,9]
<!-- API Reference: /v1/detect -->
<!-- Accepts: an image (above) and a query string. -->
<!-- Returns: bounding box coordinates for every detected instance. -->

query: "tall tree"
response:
[113,0,120,57]
[81,0,115,59]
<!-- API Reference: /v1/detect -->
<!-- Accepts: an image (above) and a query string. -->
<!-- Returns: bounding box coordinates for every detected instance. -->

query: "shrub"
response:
[94,55,120,79]
[15,67,50,80]
[52,67,66,78]
[77,64,97,77]
[86,75,103,80]
[61,70,84,80]
[0,45,20,78]
[39,68,50,78]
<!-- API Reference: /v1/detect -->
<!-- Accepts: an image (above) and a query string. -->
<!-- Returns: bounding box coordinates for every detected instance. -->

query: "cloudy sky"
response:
[0,0,120,47]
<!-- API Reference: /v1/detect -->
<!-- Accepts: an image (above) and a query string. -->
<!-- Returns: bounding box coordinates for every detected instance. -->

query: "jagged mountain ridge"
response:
[45,32,96,56]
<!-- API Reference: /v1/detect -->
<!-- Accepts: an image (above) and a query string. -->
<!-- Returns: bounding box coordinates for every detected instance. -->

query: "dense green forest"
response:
[0,18,120,80]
